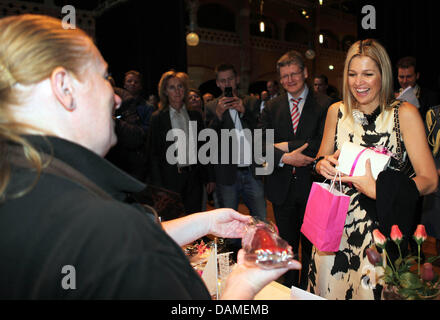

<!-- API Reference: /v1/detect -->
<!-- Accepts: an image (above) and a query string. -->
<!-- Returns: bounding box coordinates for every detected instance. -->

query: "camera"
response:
[224,87,233,97]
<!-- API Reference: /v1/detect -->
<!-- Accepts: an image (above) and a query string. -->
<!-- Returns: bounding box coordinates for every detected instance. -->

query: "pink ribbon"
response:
[349,148,368,177]
[369,146,394,157]
[349,145,393,178]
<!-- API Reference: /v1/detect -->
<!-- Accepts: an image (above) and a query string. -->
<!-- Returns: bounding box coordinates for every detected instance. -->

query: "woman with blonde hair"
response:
[0,14,300,299]
[309,39,437,299]
[148,70,215,215]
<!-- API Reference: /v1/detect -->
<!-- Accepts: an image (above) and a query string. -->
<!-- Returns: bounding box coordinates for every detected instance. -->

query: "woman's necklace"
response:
[352,106,381,126]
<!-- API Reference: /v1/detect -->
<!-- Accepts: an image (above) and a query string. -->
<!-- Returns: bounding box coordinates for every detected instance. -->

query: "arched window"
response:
[197,3,235,32]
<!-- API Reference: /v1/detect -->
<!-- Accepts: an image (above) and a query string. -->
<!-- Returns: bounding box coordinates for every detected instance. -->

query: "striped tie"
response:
[290,97,302,134]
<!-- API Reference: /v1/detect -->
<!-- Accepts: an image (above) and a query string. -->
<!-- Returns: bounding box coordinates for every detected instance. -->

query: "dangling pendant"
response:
[352,110,368,126]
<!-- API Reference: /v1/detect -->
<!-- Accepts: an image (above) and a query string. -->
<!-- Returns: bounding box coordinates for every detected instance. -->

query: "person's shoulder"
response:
[328,100,343,113]
[205,97,219,112]
[114,87,133,101]
[394,99,418,112]
[243,94,258,103]
[242,94,260,111]
[151,107,168,119]
[310,91,334,108]
[394,100,422,123]
[187,109,203,121]
[324,101,343,122]
[266,93,287,107]
[7,169,154,234]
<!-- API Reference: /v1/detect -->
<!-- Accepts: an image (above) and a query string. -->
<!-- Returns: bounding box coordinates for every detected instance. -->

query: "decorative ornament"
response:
[305,49,316,60]
[186,32,199,46]
[352,109,368,126]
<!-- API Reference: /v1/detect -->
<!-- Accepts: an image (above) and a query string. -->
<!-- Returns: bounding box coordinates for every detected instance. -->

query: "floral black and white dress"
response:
[307,101,411,300]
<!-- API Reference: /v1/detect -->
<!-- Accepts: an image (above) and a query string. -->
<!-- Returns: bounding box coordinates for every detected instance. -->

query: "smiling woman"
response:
[347,56,382,114]
[310,39,438,300]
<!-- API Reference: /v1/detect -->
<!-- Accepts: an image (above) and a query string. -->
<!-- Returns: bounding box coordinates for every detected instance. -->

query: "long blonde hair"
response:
[342,39,394,120]
[0,14,96,201]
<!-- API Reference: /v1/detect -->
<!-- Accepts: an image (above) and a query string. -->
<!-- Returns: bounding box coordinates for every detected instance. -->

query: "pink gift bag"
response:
[301,173,350,252]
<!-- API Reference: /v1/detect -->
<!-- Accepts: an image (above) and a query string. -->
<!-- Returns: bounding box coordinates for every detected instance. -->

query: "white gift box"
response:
[336,142,391,180]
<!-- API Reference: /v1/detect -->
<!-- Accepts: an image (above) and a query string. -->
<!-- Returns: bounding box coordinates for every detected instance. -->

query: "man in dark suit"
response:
[396,56,440,119]
[258,51,332,289]
[205,64,266,223]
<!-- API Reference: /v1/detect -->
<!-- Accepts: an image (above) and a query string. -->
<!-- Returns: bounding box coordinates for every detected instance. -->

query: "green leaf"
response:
[427,256,440,263]
[404,256,417,264]
[395,257,402,269]
[398,288,417,299]
[400,272,423,289]
[384,267,394,282]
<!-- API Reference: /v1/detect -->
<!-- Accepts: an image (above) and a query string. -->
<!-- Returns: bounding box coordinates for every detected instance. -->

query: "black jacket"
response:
[258,91,332,205]
[147,107,214,190]
[0,136,210,299]
[205,94,262,185]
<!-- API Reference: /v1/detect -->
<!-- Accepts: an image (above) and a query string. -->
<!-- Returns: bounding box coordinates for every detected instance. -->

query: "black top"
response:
[0,136,210,299]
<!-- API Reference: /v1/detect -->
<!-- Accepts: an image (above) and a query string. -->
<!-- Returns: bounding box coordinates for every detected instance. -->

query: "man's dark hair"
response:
[215,64,237,79]
[396,56,418,73]
[125,70,143,81]
[315,74,329,85]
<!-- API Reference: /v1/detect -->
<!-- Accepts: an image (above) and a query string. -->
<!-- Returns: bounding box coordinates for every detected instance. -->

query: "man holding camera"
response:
[205,64,266,227]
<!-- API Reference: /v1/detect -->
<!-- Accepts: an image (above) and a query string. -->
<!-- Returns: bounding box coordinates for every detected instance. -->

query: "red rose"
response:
[390,225,403,244]
[413,225,427,245]
[421,263,435,281]
[372,229,387,248]
[366,247,382,266]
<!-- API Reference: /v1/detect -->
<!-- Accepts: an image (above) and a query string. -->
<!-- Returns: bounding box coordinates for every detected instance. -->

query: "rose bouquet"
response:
[366,225,440,300]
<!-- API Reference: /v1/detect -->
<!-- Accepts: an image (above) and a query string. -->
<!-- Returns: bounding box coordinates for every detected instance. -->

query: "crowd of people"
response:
[1,14,439,300]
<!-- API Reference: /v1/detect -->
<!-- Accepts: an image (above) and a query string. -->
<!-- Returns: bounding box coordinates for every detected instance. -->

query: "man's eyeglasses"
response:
[281,70,304,81]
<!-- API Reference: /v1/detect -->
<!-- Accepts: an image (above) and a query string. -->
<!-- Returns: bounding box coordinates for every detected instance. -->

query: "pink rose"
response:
[372,229,387,248]
[366,247,382,266]
[421,263,435,281]
[413,225,427,245]
[390,225,403,244]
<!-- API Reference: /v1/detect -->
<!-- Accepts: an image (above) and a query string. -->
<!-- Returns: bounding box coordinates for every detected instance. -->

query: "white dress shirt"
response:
[169,105,197,167]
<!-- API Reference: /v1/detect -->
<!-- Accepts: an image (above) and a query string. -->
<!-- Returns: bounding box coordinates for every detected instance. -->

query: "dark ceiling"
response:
[18,0,358,16]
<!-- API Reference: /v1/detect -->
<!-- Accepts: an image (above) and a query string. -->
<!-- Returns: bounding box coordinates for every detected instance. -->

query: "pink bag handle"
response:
[329,171,343,193]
